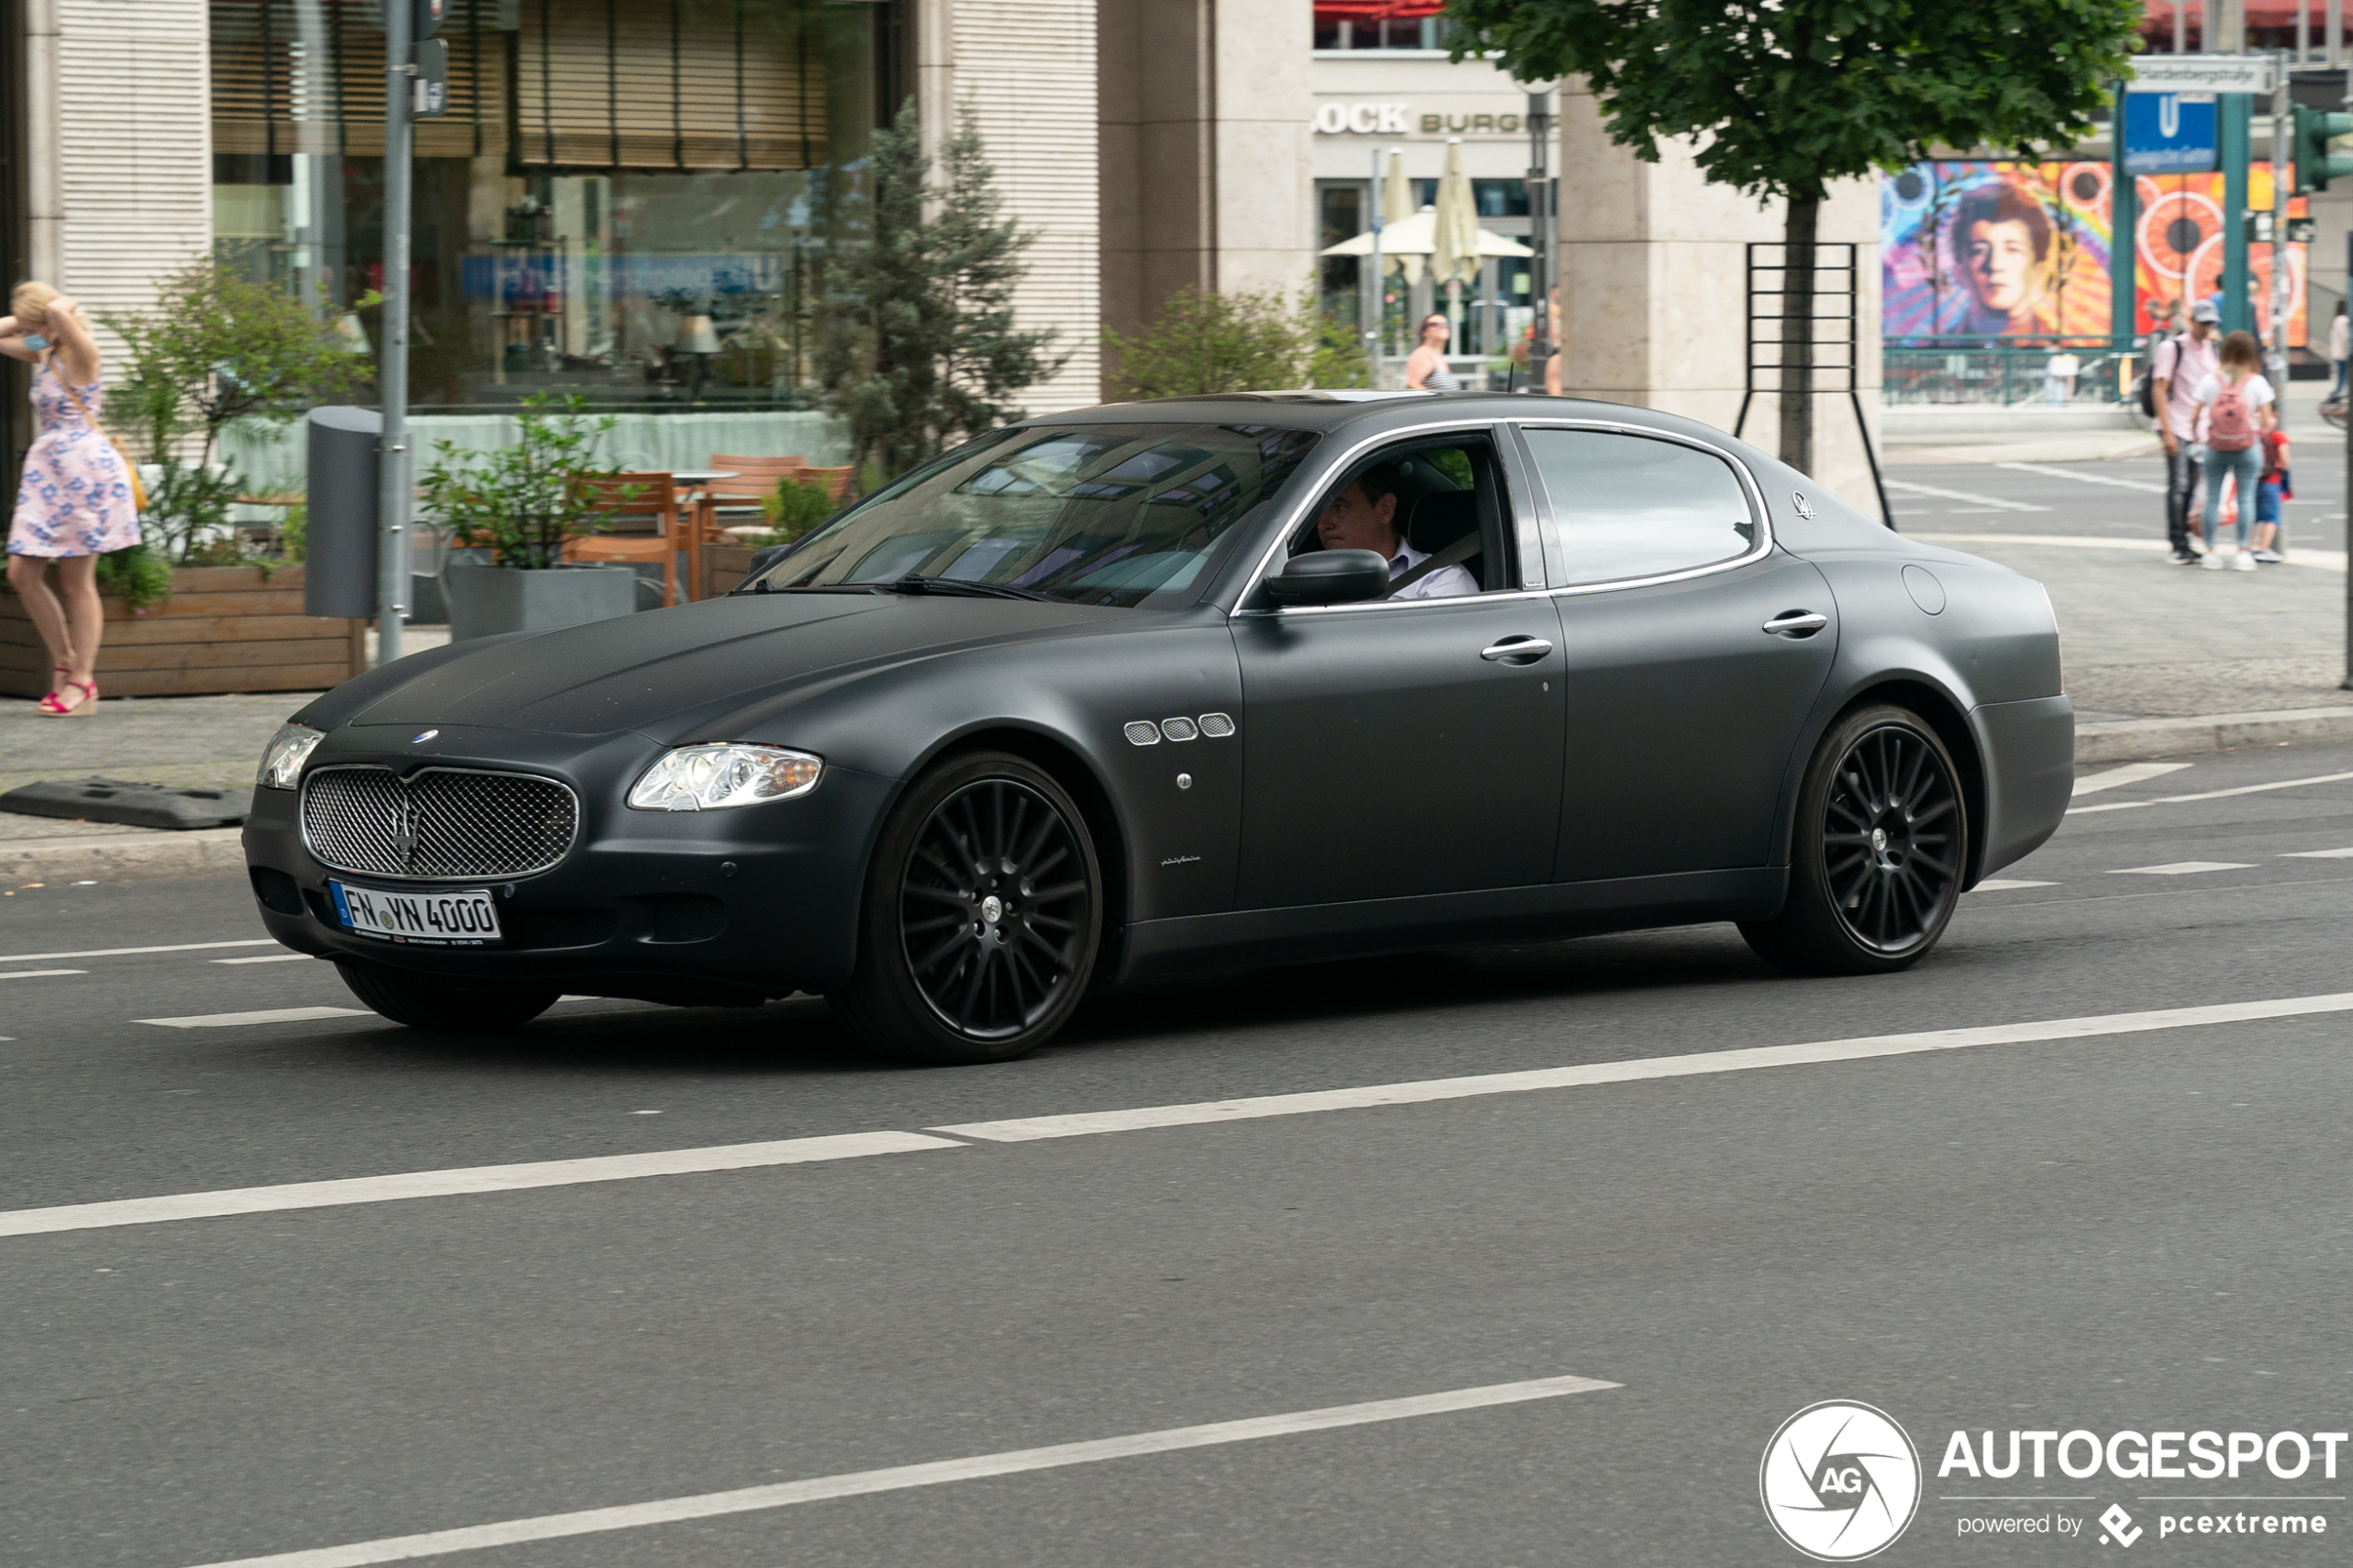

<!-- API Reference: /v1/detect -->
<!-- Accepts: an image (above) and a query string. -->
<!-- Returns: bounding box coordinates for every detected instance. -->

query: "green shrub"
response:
[761,475,836,540]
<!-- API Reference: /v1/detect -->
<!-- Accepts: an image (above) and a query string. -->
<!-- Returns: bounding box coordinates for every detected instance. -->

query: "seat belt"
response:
[1387,531,1483,595]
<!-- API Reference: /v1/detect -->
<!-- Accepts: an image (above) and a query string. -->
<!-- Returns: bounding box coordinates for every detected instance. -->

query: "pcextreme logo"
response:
[1760,1400,1923,1561]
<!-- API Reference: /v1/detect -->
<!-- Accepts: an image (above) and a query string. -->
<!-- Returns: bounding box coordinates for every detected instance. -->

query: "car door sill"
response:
[1115,868,1787,984]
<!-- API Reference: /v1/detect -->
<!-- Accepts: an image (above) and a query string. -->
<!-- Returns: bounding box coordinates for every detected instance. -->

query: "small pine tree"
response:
[815,104,1063,486]
[1105,284,1369,399]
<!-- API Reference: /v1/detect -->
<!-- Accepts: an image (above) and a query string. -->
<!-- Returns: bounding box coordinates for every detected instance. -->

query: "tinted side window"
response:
[1522,429,1755,586]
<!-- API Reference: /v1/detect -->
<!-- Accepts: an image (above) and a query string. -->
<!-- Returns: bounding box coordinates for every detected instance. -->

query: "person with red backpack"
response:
[2186,330,2277,571]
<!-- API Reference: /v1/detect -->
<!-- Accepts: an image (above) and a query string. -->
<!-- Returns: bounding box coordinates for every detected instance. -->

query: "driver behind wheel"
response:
[1315,463,1478,600]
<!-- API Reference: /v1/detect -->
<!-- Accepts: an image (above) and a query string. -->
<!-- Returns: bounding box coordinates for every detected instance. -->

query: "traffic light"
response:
[2292,104,2353,192]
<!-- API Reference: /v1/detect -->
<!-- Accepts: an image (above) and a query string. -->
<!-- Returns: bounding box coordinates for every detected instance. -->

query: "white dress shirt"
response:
[1386,539,1479,600]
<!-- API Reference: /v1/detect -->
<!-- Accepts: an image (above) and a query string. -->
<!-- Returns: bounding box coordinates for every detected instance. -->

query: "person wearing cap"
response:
[2152,300,2223,565]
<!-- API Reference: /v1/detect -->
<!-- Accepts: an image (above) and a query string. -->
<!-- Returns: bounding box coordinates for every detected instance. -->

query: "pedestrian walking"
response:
[1403,313,1461,390]
[2,282,138,716]
[2186,329,2276,571]
[2329,300,2348,403]
[2251,423,2291,563]
[2151,300,2222,564]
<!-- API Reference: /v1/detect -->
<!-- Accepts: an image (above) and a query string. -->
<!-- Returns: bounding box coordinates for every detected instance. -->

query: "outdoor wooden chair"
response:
[561,471,684,607]
[698,453,812,540]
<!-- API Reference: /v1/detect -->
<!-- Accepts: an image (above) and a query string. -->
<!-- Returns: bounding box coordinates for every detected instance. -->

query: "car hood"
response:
[345,591,1126,741]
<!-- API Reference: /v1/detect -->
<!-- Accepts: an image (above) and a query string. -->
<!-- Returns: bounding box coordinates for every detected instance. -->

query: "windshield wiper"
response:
[871,573,1052,602]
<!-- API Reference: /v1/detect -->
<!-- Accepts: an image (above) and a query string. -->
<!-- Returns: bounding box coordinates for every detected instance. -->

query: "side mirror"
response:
[1262,548,1390,607]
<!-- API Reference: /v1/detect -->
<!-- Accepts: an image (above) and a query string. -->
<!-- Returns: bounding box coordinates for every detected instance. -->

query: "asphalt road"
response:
[7,741,2353,1567]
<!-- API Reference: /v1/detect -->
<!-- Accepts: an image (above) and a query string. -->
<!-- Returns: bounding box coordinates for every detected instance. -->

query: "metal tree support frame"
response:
[1732,241,1894,530]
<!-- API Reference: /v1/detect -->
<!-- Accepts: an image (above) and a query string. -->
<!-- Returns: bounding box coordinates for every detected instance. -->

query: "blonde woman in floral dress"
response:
[3,282,137,715]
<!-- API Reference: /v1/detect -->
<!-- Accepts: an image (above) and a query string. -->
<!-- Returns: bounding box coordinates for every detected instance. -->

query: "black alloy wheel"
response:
[1740,705,1968,975]
[334,960,561,1031]
[832,752,1101,1064]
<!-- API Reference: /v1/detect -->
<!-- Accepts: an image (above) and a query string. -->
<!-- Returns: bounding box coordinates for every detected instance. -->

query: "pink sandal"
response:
[38,677,95,717]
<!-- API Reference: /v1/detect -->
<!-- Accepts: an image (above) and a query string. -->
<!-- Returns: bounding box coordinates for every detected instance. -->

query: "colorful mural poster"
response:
[1882,161,2306,347]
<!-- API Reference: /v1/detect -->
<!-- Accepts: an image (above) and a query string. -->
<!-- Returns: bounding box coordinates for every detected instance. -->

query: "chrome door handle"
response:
[1762,610,1829,637]
[1479,635,1554,663]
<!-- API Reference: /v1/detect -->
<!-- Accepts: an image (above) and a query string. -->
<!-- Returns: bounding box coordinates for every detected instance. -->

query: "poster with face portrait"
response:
[1882,161,2307,347]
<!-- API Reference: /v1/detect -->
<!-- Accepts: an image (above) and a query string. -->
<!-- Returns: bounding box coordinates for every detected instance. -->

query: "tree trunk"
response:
[1779,194,1818,476]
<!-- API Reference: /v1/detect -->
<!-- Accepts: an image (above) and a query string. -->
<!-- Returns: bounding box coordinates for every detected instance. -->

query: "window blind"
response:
[208,0,505,162]
[515,0,826,172]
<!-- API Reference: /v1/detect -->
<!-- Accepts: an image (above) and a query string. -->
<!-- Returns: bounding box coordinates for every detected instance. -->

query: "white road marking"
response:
[1995,461,2170,495]
[2070,770,2353,814]
[212,954,315,965]
[1881,479,2048,512]
[137,1008,371,1029]
[2282,847,2353,858]
[0,969,85,980]
[2109,862,2255,876]
[2072,761,2192,797]
[179,1374,1619,1568]
[0,938,278,964]
[1969,880,2057,892]
[932,994,2353,1144]
[0,1131,964,1239]
[1911,531,2352,571]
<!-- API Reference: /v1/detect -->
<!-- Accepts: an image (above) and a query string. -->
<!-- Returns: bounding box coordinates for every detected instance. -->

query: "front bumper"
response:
[241,725,892,1000]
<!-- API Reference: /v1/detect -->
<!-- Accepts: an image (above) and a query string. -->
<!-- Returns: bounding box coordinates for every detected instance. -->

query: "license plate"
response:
[330,881,503,947]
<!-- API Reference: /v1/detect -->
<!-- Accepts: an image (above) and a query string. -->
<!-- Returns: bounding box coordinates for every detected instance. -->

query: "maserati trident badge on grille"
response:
[412,730,439,744]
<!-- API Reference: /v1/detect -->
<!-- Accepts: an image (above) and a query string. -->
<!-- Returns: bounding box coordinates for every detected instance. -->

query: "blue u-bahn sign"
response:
[2123,92,2219,175]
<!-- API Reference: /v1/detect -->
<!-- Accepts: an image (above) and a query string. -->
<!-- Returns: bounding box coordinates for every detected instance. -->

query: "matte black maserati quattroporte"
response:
[243,393,2073,1061]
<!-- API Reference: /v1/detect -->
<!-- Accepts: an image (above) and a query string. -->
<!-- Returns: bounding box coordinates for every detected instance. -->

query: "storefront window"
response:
[208,0,886,414]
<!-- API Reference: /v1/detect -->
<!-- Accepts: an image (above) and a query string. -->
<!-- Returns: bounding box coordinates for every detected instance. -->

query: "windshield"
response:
[746,422,1323,608]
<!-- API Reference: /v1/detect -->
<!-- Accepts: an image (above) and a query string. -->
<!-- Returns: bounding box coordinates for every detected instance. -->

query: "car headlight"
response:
[258,722,323,791]
[628,744,824,811]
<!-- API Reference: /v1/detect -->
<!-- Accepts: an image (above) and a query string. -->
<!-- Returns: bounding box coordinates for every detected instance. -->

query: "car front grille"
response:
[301,766,579,881]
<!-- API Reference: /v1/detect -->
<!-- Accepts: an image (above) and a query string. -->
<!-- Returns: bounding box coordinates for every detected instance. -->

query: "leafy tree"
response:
[816,104,1063,486]
[1442,0,2143,472]
[104,260,374,561]
[418,395,631,570]
[1106,283,1370,398]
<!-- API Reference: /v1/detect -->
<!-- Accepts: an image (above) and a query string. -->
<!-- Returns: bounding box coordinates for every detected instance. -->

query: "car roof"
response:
[1018,392,1759,453]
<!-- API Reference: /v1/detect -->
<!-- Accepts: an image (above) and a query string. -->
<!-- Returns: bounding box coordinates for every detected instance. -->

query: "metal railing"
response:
[1882,336,2141,407]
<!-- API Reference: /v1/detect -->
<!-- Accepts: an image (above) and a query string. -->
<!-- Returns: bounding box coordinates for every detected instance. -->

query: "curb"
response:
[0,827,245,884]
[2075,706,2353,763]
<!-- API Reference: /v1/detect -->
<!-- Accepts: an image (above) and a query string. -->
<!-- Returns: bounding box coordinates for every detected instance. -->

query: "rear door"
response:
[1516,424,1838,883]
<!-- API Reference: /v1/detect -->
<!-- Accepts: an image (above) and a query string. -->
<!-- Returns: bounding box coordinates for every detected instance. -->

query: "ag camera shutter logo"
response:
[1760,1400,1922,1561]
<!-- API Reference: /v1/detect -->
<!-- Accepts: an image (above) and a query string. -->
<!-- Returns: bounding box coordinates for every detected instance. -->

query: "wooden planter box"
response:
[0,563,367,698]
[700,544,761,600]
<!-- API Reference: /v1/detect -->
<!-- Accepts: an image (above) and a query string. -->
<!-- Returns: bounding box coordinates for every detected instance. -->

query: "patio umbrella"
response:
[1430,139,1480,349]
[1382,150,1423,288]
[1317,211,1532,261]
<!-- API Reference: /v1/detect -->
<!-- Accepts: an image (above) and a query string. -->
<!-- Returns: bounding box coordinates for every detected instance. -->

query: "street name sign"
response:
[2126,55,2279,95]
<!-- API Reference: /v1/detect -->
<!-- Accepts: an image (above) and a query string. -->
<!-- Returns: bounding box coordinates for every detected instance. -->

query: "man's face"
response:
[1965,219,2041,313]
[1317,481,1399,557]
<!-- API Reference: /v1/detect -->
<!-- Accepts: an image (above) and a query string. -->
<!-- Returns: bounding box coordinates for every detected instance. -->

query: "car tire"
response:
[831,751,1103,1065]
[1739,704,1969,976]
[334,960,561,1032]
